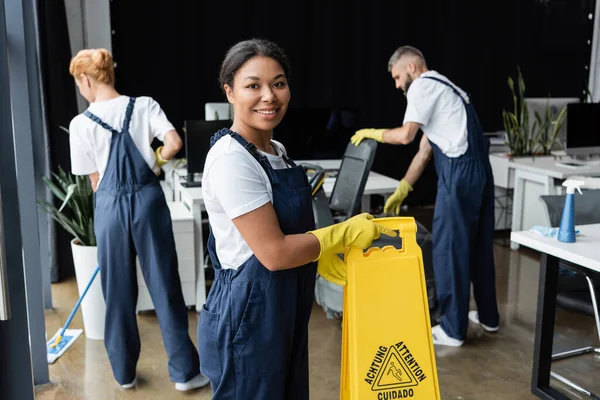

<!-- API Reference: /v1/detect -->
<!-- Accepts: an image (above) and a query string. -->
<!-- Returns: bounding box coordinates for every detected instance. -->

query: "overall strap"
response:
[211,128,295,171]
[228,131,267,164]
[281,153,296,167]
[121,97,136,132]
[210,128,230,148]
[83,97,137,134]
[231,132,296,168]
[83,110,119,135]
[210,128,275,184]
[423,77,488,158]
[421,76,469,104]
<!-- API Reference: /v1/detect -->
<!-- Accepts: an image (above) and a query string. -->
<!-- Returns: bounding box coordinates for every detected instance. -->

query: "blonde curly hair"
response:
[69,48,115,85]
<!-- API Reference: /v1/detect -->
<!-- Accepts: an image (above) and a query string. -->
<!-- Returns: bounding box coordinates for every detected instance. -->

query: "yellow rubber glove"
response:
[384,179,413,216]
[350,128,386,146]
[155,146,170,168]
[307,213,397,285]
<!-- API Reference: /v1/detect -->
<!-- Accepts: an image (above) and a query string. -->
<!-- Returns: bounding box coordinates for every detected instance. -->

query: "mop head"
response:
[46,329,83,364]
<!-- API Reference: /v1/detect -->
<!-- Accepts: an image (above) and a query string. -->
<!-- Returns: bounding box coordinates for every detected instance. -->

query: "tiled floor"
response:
[35,236,600,399]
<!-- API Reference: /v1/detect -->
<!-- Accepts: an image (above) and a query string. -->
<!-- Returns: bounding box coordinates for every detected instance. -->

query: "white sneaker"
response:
[121,378,136,389]
[175,373,210,391]
[431,325,464,347]
[468,311,499,332]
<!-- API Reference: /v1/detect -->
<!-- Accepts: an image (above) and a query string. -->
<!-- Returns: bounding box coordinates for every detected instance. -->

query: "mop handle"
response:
[59,265,100,337]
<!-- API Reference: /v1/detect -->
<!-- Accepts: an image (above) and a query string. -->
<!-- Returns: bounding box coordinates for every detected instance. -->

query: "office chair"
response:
[307,139,378,318]
[327,139,379,221]
[307,140,437,319]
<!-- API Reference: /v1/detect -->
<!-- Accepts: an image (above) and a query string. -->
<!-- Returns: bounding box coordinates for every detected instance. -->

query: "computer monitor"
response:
[272,107,362,160]
[204,103,232,121]
[183,119,232,187]
[565,103,600,156]
[524,97,578,148]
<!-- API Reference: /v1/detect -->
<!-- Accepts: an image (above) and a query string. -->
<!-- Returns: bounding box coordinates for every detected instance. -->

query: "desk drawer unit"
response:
[136,202,196,312]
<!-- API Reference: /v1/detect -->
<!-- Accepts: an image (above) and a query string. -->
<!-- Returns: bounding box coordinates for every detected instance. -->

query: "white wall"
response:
[589,0,600,102]
[82,0,112,51]
[64,0,112,113]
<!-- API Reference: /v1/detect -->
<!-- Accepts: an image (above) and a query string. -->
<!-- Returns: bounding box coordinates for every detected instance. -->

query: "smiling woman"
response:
[217,40,291,154]
[224,55,290,153]
[197,39,394,399]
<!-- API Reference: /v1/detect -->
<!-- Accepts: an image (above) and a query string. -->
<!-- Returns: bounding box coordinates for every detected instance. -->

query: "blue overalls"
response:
[422,77,500,341]
[85,97,200,385]
[198,129,317,399]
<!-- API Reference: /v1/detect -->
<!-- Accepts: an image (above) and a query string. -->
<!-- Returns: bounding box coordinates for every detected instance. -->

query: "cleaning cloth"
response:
[46,329,83,364]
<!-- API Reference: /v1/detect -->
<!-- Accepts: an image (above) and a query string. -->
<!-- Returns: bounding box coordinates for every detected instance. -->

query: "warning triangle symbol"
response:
[372,345,419,391]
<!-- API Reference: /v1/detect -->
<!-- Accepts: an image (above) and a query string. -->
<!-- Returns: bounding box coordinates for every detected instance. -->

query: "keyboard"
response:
[180,180,202,188]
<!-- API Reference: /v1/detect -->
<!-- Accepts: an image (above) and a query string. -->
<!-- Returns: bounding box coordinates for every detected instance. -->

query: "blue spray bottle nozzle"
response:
[557,180,584,243]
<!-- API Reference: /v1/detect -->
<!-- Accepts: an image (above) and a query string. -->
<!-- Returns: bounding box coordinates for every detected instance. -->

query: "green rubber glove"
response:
[350,128,386,146]
[384,179,413,216]
[307,213,397,285]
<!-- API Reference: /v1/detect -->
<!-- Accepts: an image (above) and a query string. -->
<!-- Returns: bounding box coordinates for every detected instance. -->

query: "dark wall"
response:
[38,0,80,281]
[39,0,595,279]
[108,0,595,206]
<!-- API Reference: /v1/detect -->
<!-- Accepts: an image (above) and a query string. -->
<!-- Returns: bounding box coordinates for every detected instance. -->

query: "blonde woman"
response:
[68,48,208,391]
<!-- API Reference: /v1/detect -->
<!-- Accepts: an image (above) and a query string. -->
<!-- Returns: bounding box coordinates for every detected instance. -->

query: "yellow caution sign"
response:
[341,217,441,400]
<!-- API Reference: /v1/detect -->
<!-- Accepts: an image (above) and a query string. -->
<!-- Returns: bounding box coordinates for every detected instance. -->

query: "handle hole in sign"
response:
[365,230,403,252]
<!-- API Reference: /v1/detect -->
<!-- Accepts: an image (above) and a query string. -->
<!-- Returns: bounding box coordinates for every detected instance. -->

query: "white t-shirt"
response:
[202,134,291,270]
[69,96,175,181]
[403,71,469,157]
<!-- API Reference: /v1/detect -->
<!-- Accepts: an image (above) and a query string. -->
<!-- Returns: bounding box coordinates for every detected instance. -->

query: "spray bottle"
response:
[557,180,584,243]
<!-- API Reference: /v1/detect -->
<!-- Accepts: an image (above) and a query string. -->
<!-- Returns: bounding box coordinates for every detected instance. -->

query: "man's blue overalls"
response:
[198,129,317,399]
[85,97,200,385]
[422,77,500,341]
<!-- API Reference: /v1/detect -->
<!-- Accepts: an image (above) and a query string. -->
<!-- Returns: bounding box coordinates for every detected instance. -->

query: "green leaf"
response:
[517,66,526,94]
[548,105,568,152]
[59,184,76,212]
[54,168,72,193]
[87,217,96,247]
[43,176,67,201]
[38,162,96,247]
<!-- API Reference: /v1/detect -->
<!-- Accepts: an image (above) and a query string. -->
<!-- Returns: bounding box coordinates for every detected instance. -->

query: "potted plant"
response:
[533,100,568,155]
[38,166,105,340]
[502,67,567,157]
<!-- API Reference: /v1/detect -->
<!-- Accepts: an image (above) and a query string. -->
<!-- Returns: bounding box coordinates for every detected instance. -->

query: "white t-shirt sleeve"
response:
[207,152,271,219]
[147,98,176,141]
[69,118,97,175]
[403,79,438,126]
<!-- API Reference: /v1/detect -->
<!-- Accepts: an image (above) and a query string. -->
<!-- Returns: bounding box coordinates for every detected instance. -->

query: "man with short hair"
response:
[351,45,499,347]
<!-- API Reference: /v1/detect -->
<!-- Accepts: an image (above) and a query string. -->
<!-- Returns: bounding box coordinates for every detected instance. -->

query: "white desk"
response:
[489,152,515,190]
[509,156,600,250]
[137,203,196,312]
[178,187,207,312]
[296,159,342,171]
[511,224,600,399]
[172,159,401,311]
[489,153,516,231]
[511,225,600,272]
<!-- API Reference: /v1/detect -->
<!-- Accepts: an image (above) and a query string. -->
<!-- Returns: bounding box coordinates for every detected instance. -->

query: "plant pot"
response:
[70,239,105,340]
[504,152,551,158]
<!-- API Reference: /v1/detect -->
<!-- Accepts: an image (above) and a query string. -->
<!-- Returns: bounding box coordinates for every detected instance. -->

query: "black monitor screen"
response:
[273,107,361,160]
[184,120,232,176]
[566,103,600,149]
